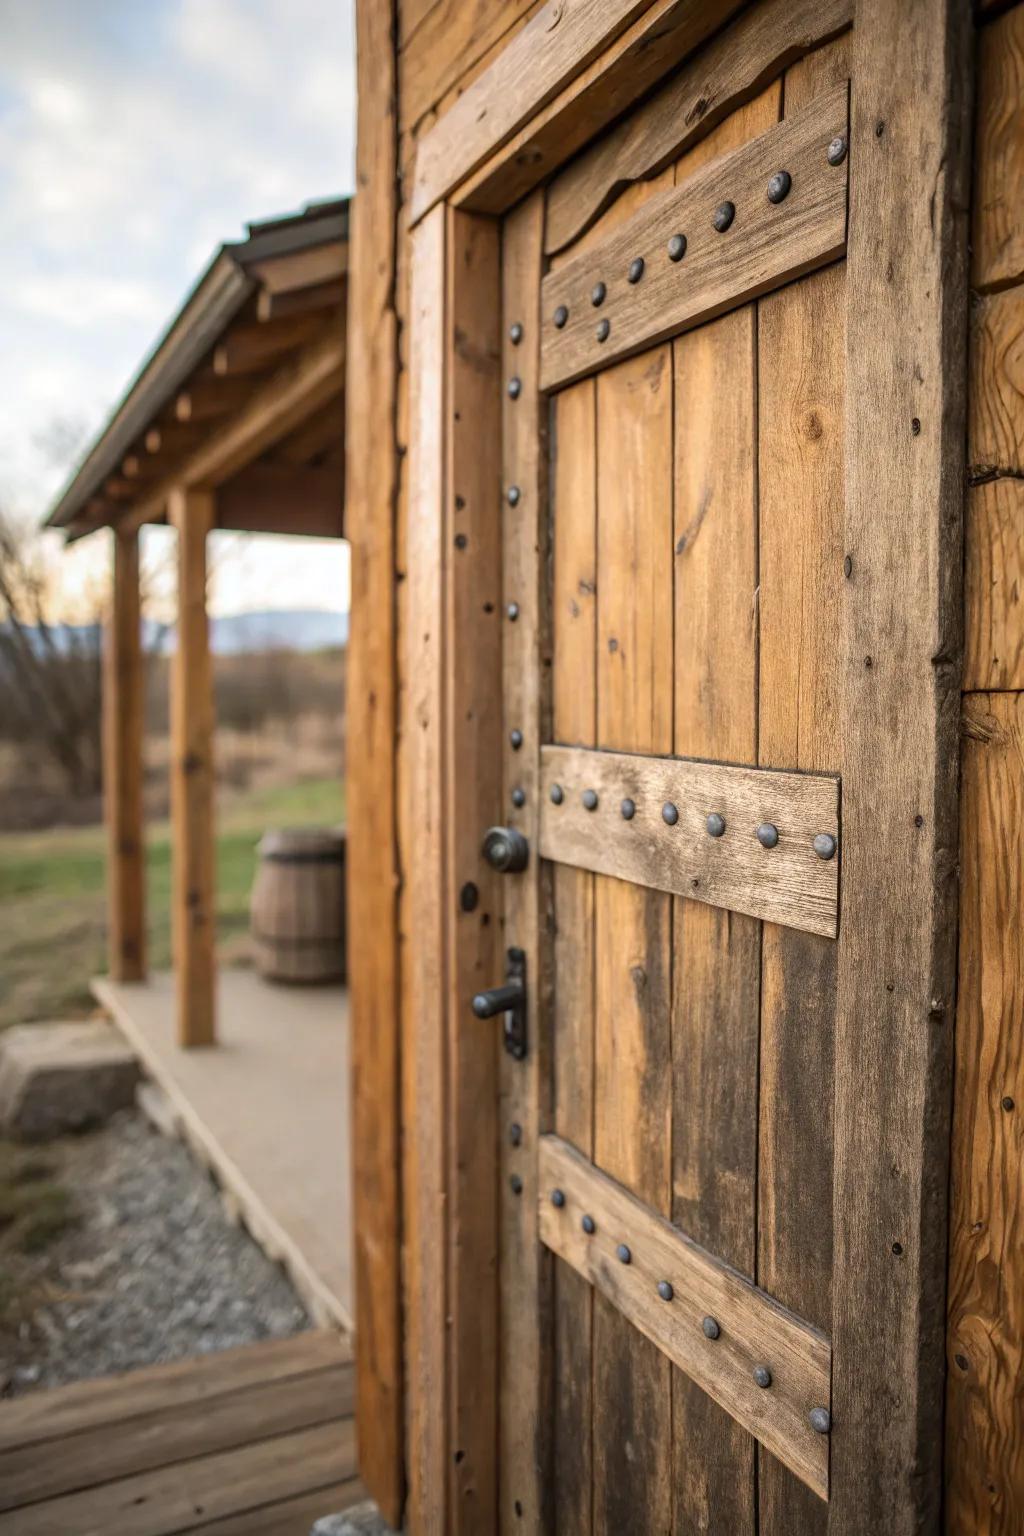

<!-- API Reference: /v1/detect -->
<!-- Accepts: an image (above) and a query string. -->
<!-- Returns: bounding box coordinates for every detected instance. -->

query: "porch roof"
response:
[45,197,348,543]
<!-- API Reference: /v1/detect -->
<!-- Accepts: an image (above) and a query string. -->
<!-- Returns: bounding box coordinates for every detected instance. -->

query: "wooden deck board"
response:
[0,1331,360,1535]
[92,969,352,1330]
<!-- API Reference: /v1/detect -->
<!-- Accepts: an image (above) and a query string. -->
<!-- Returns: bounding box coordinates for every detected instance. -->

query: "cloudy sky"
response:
[0,0,355,620]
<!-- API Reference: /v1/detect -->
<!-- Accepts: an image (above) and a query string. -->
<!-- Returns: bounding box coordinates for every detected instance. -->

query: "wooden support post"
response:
[102,526,146,982]
[168,487,216,1048]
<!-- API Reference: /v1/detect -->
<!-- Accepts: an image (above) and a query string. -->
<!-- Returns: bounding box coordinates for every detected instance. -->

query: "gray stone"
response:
[0,1021,140,1140]
[311,1502,397,1535]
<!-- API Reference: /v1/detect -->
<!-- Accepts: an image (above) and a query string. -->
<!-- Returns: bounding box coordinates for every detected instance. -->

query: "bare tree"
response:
[0,507,103,797]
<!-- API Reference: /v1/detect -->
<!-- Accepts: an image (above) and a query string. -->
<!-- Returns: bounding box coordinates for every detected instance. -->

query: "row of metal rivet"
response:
[543,136,848,344]
[546,783,837,861]
[547,1186,832,1437]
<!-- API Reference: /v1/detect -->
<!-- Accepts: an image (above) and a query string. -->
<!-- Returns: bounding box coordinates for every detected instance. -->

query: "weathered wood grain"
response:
[540,85,849,390]
[398,0,538,132]
[444,208,502,1533]
[538,1135,832,1501]
[970,288,1024,476]
[550,375,596,1536]
[0,1363,353,1512]
[539,746,840,936]
[973,5,1024,292]
[103,527,146,984]
[671,301,761,1534]
[756,40,848,1533]
[498,192,552,1536]
[545,0,851,254]
[964,478,1024,691]
[168,487,216,1050]
[415,0,742,223]
[830,0,971,1530]
[591,342,674,1536]
[947,694,1024,1534]
[0,1329,350,1453]
[6,1419,356,1536]
[402,202,448,1536]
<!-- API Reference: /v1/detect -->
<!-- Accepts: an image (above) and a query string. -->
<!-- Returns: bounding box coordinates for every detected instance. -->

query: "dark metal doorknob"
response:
[482,825,529,873]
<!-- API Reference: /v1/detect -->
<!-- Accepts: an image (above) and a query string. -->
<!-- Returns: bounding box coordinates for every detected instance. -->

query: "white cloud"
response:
[0,0,355,618]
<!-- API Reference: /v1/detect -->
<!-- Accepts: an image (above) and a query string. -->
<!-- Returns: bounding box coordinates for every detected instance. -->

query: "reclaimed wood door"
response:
[480,20,962,1534]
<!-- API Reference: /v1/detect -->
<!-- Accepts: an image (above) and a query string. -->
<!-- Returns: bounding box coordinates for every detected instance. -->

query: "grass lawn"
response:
[0,778,345,1031]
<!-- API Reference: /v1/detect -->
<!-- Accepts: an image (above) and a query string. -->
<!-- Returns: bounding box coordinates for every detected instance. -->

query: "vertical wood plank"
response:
[551,376,597,1536]
[499,190,551,1535]
[972,6,1024,293]
[444,206,502,1533]
[403,202,448,1536]
[756,37,848,1533]
[671,304,760,1535]
[757,256,845,1533]
[592,344,673,1536]
[103,526,146,984]
[168,487,216,1050]
[346,4,404,1520]
[947,694,1024,1534]
[832,2,970,1529]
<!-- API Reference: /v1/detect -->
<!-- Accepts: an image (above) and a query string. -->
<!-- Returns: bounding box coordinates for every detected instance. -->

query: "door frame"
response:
[395,1,970,1530]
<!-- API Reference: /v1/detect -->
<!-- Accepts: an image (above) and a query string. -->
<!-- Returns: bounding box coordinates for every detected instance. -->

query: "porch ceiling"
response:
[46,198,348,543]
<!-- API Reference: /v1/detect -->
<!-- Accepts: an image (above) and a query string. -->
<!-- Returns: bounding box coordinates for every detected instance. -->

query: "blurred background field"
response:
[0,641,345,1032]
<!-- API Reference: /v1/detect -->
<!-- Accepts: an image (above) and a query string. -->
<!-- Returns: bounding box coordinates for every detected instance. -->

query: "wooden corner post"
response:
[346,0,404,1525]
[168,487,217,1049]
[831,1,971,1530]
[103,525,146,982]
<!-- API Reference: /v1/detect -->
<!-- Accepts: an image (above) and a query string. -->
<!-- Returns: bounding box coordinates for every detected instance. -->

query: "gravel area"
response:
[0,1107,309,1397]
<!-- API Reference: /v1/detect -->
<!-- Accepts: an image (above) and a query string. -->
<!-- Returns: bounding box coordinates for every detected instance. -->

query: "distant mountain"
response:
[2,609,348,659]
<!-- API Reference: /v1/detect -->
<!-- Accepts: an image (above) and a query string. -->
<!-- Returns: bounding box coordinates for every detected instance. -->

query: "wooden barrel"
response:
[250,827,346,984]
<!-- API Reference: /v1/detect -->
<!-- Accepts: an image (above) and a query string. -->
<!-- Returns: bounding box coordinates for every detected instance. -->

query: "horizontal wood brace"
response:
[539,745,840,937]
[540,82,849,391]
[538,1135,832,1500]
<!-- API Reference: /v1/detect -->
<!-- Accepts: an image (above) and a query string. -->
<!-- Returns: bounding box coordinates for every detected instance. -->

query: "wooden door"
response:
[485,26,960,1536]
[399,0,969,1530]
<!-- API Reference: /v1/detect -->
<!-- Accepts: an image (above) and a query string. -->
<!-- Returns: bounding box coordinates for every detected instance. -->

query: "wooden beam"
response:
[213,316,322,376]
[145,423,201,457]
[274,399,345,466]
[121,453,164,482]
[215,463,344,537]
[257,279,346,323]
[175,375,253,423]
[346,0,404,1523]
[410,0,743,226]
[403,201,448,1532]
[102,527,146,983]
[543,0,851,253]
[124,336,345,533]
[250,242,347,296]
[168,487,216,1050]
[830,1,971,1530]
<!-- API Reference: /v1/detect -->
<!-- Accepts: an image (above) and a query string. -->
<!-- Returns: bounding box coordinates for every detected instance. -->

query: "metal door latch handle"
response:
[472,946,527,1059]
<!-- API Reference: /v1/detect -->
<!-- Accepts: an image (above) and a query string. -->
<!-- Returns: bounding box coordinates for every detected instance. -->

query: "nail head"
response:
[550,784,564,805]
[616,1243,631,1265]
[662,802,679,826]
[553,304,569,329]
[753,1365,772,1389]
[628,256,645,284]
[757,822,779,849]
[551,1188,565,1208]
[591,281,606,307]
[767,170,792,204]
[657,1280,674,1302]
[827,135,848,167]
[596,318,610,343]
[712,201,735,233]
[507,376,522,400]
[702,1316,721,1339]
[621,798,636,821]
[668,233,687,262]
[582,789,598,811]
[582,1214,596,1234]
[813,832,837,860]
[706,812,726,838]
[810,1407,831,1434]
